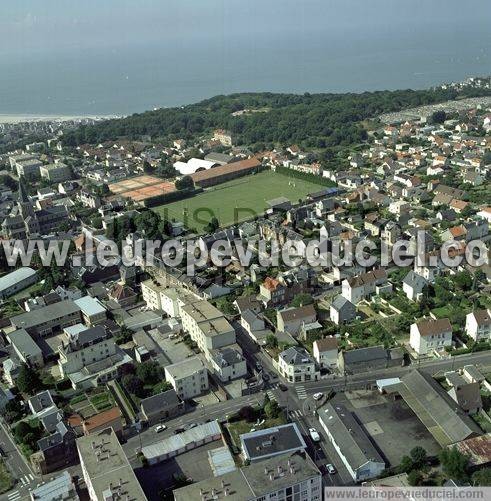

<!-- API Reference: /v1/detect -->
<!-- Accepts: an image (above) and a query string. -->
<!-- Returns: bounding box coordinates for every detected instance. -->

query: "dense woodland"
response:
[63,87,491,149]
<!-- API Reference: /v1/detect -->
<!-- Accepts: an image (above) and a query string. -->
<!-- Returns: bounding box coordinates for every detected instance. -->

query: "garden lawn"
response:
[153,171,326,233]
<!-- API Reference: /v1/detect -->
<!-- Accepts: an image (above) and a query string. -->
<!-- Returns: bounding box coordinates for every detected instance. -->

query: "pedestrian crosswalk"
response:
[296,385,307,399]
[266,390,277,402]
[7,490,21,501]
[19,474,34,486]
[289,409,303,419]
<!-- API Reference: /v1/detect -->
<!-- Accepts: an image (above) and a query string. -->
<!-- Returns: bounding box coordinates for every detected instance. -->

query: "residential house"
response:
[277,346,319,383]
[329,295,356,325]
[410,318,453,355]
[140,389,185,425]
[338,346,403,374]
[277,304,317,336]
[209,347,247,382]
[445,371,482,415]
[465,309,491,342]
[402,270,428,301]
[341,269,389,304]
[7,328,44,367]
[313,337,338,370]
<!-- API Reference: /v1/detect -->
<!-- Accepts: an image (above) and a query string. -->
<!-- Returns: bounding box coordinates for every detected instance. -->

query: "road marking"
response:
[7,491,21,501]
[20,477,27,486]
[290,409,303,418]
[28,474,34,481]
[296,385,307,399]
[266,390,277,402]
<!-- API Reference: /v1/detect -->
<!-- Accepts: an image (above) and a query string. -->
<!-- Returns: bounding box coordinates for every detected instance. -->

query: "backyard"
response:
[153,170,327,232]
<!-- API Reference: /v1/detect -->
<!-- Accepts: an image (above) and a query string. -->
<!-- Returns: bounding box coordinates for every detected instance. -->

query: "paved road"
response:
[122,392,265,464]
[301,350,491,395]
[0,419,38,501]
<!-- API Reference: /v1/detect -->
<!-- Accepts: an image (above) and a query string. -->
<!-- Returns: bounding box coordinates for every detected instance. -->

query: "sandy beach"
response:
[0,114,120,124]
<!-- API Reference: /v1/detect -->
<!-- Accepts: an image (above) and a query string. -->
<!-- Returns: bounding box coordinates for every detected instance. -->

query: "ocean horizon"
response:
[1,0,490,117]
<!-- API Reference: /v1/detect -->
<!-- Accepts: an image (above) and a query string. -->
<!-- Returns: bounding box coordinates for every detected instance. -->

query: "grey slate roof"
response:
[279,346,315,366]
[398,370,482,447]
[331,295,355,312]
[319,403,384,470]
[11,300,81,330]
[343,345,388,365]
[140,389,182,416]
[403,270,427,290]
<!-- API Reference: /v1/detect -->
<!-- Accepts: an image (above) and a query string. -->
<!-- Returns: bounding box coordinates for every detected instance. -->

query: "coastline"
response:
[0,113,120,125]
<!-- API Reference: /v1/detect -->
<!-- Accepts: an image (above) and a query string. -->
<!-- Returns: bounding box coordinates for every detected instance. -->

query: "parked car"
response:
[184,422,198,430]
[174,427,185,434]
[278,383,288,391]
[255,362,263,371]
[313,392,323,401]
[309,428,320,442]
[155,424,167,433]
[326,463,336,475]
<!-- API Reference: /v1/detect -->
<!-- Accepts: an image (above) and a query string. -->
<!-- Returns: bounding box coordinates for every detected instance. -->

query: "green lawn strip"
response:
[227,415,287,450]
[153,171,326,232]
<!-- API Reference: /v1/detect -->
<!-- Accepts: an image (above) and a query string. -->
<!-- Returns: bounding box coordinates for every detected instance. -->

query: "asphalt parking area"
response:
[350,397,441,467]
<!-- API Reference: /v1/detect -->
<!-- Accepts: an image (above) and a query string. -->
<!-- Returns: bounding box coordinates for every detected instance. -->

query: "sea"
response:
[0,0,490,117]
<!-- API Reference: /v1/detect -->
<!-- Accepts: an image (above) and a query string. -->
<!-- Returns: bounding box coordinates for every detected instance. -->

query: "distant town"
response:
[0,77,490,500]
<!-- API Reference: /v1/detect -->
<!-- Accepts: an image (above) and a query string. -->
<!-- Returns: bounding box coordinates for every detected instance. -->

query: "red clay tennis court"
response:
[109,175,176,202]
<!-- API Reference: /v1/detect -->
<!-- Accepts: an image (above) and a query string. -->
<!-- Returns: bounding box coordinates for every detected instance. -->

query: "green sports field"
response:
[153,170,326,233]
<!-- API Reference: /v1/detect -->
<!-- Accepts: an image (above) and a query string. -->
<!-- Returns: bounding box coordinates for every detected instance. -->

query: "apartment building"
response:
[180,300,236,354]
[164,356,209,400]
[57,324,116,378]
[77,428,147,501]
[40,162,72,182]
[174,451,322,501]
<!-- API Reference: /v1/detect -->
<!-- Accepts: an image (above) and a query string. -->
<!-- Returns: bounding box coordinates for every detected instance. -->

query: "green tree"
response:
[439,447,469,482]
[407,470,424,486]
[399,455,414,473]
[175,175,194,191]
[291,293,314,308]
[265,334,278,349]
[157,161,177,179]
[472,468,491,486]
[16,364,42,395]
[136,361,164,386]
[264,400,280,419]
[122,374,144,398]
[410,447,427,469]
[204,217,220,234]
[430,110,446,124]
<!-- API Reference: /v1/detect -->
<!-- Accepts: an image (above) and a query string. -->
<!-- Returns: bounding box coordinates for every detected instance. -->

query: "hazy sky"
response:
[2,0,490,59]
